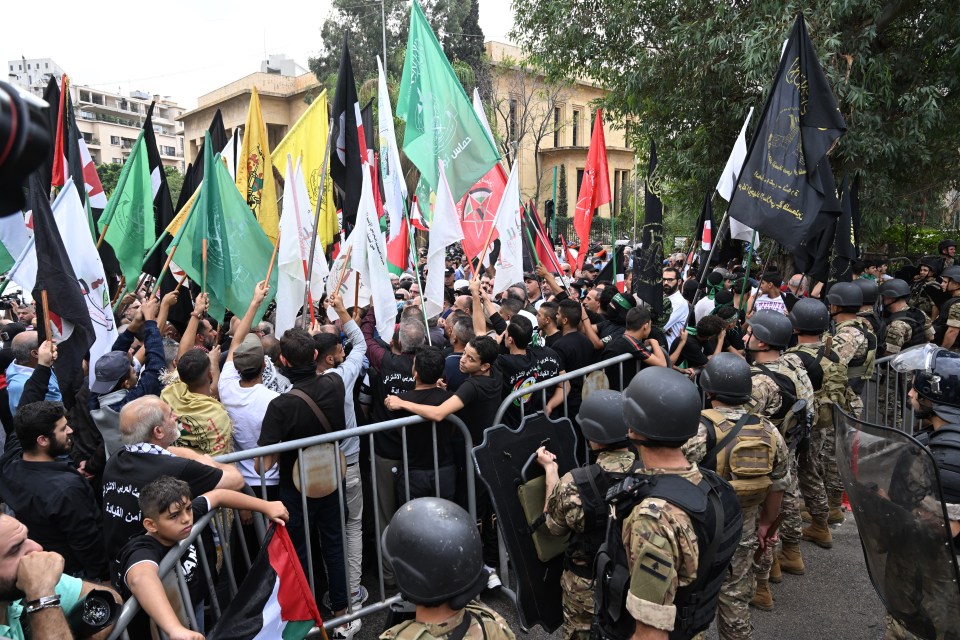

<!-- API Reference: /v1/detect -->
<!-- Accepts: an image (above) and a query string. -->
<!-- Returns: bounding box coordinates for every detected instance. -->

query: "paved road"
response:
[350,512,886,640]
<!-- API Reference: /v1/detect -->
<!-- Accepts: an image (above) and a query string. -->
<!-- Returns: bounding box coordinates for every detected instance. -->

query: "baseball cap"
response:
[92,351,132,395]
[0,322,28,343]
[453,279,471,293]
[445,267,455,277]
[582,264,598,273]
[523,272,538,282]
[234,334,265,373]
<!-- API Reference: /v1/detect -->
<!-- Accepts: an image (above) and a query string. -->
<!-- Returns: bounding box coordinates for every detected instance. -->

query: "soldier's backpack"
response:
[700,410,774,509]
[790,344,845,406]
[750,363,809,449]
[837,320,877,384]
[592,465,742,640]
[880,307,929,354]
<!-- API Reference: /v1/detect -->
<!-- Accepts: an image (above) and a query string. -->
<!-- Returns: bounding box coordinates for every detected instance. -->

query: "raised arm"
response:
[176,293,209,361]
[228,281,270,362]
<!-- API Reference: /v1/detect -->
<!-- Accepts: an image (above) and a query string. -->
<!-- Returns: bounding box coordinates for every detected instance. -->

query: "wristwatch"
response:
[23,594,61,614]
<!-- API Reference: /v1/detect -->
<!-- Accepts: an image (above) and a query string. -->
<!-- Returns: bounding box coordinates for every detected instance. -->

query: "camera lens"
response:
[0,81,51,215]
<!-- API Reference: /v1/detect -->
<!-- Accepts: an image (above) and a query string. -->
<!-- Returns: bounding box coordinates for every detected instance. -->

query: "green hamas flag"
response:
[98,130,154,286]
[168,132,277,324]
[397,0,499,202]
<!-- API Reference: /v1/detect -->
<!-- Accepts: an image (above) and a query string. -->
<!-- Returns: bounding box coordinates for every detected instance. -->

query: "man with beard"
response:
[0,397,109,582]
[910,258,942,320]
[662,267,690,345]
[1,338,109,581]
[0,513,121,639]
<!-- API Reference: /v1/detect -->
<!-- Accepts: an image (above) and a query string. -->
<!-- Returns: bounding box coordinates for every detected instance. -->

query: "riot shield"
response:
[834,409,960,639]
[473,411,579,633]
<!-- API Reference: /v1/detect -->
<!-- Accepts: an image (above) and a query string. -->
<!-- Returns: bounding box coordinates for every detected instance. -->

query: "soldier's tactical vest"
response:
[880,308,929,355]
[749,363,800,427]
[592,464,742,640]
[836,320,877,382]
[790,343,847,408]
[933,297,960,350]
[857,309,882,336]
[567,464,625,578]
[700,410,774,509]
[919,424,960,507]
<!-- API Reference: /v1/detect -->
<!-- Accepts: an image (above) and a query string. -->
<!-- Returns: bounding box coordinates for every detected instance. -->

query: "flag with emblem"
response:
[236,87,279,244]
[492,162,522,295]
[424,163,463,319]
[331,37,364,227]
[634,140,664,316]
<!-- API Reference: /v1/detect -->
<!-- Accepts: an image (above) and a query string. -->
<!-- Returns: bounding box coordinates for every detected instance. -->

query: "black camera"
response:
[0,81,51,215]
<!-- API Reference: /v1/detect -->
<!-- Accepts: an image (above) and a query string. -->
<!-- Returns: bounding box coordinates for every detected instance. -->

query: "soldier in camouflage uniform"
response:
[380,498,515,640]
[909,258,941,320]
[832,282,873,418]
[612,368,739,639]
[684,354,789,635]
[744,311,816,579]
[932,266,960,352]
[786,298,849,544]
[536,391,636,640]
[879,279,932,430]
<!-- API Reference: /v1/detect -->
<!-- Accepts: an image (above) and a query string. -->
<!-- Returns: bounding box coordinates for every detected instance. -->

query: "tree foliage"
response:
[512,0,960,250]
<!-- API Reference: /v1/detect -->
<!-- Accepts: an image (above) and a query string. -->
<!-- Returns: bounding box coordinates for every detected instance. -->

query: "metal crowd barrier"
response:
[107,414,475,640]
[860,354,917,433]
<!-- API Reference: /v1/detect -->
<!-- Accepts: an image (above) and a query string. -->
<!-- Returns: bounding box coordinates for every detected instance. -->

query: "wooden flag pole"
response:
[353,271,360,311]
[264,229,281,285]
[40,290,53,342]
[472,218,501,282]
[333,245,354,294]
[302,118,336,326]
[201,239,208,296]
[95,223,109,250]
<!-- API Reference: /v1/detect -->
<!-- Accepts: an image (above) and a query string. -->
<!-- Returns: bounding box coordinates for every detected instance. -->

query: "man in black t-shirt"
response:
[669,314,727,374]
[537,301,562,348]
[102,396,243,559]
[385,336,503,585]
[390,346,456,503]
[601,307,668,391]
[493,315,562,426]
[550,300,594,420]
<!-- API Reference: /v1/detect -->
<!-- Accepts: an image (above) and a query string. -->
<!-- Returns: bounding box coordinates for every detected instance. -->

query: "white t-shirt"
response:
[219,360,280,486]
[753,293,788,315]
[694,296,716,324]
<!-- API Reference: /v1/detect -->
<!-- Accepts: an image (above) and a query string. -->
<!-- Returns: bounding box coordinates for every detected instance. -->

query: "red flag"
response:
[572,109,611,270]
[387,214,410,276]
[561,234,577,269]
[51,75,70,188]
[457,163,507,262]
[410,196,429,231]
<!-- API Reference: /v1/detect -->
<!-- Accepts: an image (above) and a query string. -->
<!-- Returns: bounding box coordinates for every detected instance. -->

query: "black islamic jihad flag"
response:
[728,14,846,251]
[829,175,857,284]
[633,139,664,317]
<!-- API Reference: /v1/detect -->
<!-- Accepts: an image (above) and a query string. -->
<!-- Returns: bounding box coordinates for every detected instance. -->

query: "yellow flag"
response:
[236,87,279,244]
[271,90,338,250]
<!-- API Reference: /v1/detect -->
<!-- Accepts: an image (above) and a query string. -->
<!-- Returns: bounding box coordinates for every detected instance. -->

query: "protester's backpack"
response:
[700,410,774,510]
[592,464,742,640]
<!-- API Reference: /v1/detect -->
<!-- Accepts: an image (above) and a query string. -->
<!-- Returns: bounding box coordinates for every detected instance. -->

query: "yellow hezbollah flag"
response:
[236,87,279,244]
[271,90,338,250]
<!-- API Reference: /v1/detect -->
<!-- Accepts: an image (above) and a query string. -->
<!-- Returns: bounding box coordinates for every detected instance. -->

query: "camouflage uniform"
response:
[833,320,870,419]
[748,358,815,557]
[880,309,931,429]
[785,342,849,524]
[545,450,637,640]
[909,279,940,320]
[380,601,515,640]
[934,295,960,353]
[684,408,790,640]
[622,465,705,638]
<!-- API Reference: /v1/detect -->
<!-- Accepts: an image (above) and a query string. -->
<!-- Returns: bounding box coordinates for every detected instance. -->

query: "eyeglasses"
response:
[663,278,678,283]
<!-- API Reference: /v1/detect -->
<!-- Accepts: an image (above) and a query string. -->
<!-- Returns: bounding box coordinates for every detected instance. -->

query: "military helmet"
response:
[938,239,956,254]
[788,297,830,334]
[577,390,628,445]
[825,282,863,308]
[942,266,960,284]
[852,278,879,305]
[894,345,960,413]
[623,368,701,444]
[878,278,911,300]
[747,310,794,349]
[382,498,487,607]
[699,353,753,405]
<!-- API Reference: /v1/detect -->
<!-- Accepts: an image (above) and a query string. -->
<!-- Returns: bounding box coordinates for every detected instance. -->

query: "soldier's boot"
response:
[802,518,834,549]
[769,554,783,583]
[750,578,774,611]
[827,496,845,525]
[800,508,812,523]
[777,543,805,575]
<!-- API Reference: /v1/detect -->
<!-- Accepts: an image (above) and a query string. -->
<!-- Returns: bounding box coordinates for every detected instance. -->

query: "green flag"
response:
[169,132,277,324]
[397,0,500,202]
[98,130,154,286]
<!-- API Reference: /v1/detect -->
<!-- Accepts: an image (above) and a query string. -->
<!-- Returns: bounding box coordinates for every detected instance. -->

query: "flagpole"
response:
[303,119,335,325]
[95,223,109,249]
[40,290,52,342]
[406,212,432,346]
[690,212,730,307]
[551,166,557,239]
[201,238,208,296]
[264,229,281,285]
[139,229,171,272]
[632,152,638,245]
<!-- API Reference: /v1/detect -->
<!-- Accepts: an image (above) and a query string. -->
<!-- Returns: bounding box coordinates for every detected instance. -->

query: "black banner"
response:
[634,139,664,316]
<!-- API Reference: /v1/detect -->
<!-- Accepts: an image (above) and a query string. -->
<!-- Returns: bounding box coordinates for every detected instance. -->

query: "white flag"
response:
[352,168,398,340]
[473,89,496,146]
[326,231,370,322]
[0,212,31,271]
[716,108,756,242]
[52,183,118,387]
[276,155,329,335]
[424,162,463,319]
[493,162,522,295]
[221,129,242,180]
[378,57,408,241]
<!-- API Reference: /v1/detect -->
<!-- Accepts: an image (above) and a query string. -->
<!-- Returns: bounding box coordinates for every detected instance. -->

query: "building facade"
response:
[6,57,65,96]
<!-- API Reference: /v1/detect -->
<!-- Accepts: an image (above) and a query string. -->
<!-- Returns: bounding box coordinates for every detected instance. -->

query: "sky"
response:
[4,0,515,110]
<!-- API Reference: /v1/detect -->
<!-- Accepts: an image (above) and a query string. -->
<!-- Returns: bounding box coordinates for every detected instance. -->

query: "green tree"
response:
[164,166,184,208]
[512,0,960,249]
[557,164,568,217]
[97,162,123,197]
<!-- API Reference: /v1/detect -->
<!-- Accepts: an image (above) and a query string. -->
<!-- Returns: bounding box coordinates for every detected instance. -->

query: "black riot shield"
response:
[473,411,579,633]
[834,409,960,639]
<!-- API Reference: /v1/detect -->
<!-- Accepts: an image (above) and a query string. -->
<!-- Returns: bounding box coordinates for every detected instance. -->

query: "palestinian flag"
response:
[207,525,322,640]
